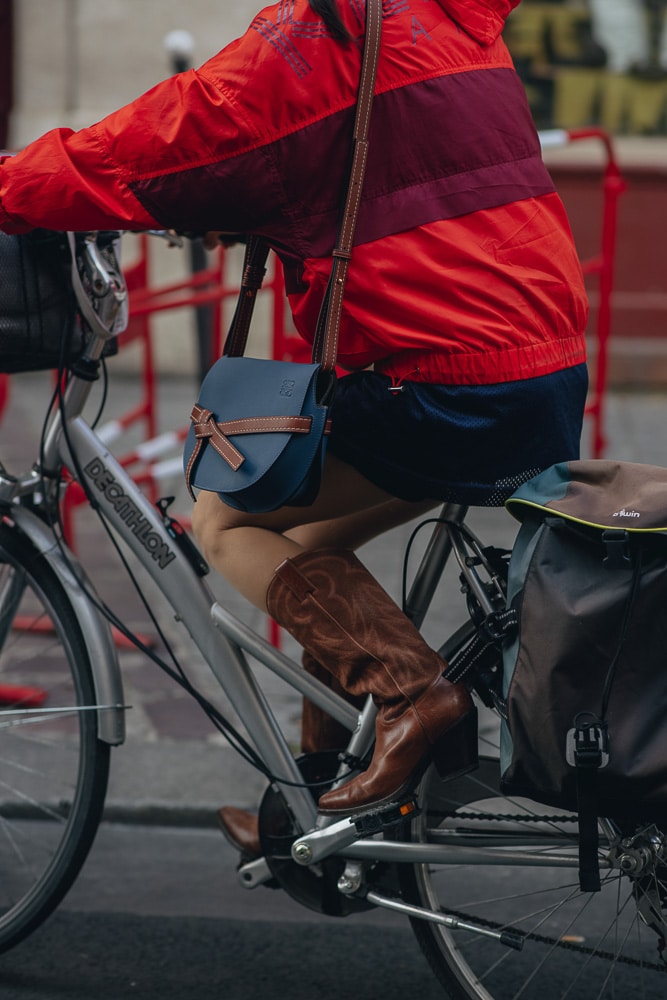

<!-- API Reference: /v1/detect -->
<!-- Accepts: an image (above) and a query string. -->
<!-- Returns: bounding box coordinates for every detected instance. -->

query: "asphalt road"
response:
[0,823,449,1000]
[2,822,664,1000]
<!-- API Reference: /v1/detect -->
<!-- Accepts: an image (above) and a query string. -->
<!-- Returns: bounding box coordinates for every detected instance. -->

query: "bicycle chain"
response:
[433,810,577,824]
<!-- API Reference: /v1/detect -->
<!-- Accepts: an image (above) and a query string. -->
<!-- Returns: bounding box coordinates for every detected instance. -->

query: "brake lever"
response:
[146,229,185,248]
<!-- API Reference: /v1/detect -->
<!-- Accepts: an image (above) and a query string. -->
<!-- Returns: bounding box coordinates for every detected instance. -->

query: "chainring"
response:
[258,750,375,916]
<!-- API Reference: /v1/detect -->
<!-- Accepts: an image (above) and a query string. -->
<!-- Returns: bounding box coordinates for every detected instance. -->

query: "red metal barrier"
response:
[539,127,626,458]
[61,240,228,535]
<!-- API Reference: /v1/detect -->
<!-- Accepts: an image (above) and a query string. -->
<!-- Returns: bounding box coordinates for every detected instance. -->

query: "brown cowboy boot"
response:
[218,805,262,859]
[266,548,477,816]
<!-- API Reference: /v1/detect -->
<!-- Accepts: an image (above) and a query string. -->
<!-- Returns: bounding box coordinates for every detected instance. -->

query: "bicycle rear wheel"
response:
[0,524,110,952]
[400,756,667,1000]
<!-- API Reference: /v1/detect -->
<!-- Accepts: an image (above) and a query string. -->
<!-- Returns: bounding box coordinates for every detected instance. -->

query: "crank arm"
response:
[236,856,274,889]
[292,800,420,865]
[292,815,360,865]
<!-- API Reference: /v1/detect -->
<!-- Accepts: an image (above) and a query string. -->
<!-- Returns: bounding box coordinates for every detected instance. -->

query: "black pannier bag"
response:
[500,460,667,891]
[0,229,83,372]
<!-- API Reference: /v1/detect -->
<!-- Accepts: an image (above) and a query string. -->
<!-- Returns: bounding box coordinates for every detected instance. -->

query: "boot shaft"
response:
[267,548,476,816]
[267,548,446,707]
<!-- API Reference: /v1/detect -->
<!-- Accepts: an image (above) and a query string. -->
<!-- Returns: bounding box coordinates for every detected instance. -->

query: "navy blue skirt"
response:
[327,365,589,507]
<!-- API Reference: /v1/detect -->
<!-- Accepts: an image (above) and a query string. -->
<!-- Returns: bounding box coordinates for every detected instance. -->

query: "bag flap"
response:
[505,460,667,532]
[198,357,321,418]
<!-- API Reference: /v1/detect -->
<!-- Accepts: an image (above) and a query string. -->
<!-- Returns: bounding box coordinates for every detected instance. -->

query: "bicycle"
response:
[0,230,665,1000]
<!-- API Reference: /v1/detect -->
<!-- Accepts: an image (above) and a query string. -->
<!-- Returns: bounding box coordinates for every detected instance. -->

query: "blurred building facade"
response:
[506,1,667,134]
[6,0,260,148]
[5,2,667,149]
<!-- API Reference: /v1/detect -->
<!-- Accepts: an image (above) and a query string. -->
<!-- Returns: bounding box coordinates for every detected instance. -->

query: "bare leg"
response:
[191,452,435,609]
[286,496,438,551]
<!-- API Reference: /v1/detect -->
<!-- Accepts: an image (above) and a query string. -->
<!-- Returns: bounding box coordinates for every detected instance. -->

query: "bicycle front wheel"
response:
[400,757,667,1000]
[0,524,110,952]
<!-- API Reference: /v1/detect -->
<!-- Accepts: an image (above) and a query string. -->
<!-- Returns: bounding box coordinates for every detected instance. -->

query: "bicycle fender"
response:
[10,507,126,745]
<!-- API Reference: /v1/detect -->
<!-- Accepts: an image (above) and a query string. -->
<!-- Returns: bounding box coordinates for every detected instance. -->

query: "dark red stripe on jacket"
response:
[128,68,554,257]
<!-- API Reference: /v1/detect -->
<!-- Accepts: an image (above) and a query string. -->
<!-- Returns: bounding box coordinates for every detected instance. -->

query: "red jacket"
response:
[0,0,588,385]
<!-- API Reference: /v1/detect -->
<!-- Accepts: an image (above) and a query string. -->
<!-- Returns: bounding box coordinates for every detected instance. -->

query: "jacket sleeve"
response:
[0,60,258,235]
[0,128,161,234]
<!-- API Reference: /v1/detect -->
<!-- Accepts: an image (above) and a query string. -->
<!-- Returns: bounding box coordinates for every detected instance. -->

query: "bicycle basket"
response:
[0,230,84,372]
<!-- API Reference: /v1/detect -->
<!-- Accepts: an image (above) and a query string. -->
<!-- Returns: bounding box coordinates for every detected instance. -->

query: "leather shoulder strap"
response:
[223,236,270,358]
[313,0,383,371]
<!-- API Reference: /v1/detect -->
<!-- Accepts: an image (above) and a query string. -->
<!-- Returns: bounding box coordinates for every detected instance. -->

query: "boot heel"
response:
[432,707,479,781]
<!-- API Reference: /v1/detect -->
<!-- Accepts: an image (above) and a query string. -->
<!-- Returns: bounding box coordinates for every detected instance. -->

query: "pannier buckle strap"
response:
[566,714,610,770]
[601,529,631,569]
[567,713,609,894]
[483,608,517,642]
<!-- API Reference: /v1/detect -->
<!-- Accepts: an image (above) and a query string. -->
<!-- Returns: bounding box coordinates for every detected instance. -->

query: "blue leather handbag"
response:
[182,0,381,514]
[184,354,334,513]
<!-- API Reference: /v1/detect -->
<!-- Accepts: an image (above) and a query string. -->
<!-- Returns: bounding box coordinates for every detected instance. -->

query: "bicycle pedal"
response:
[353,799,420,836]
